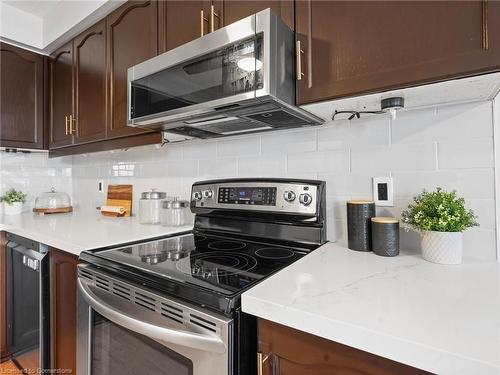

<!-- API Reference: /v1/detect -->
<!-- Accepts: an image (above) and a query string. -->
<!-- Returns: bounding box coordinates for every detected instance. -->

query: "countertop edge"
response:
[242,293,500,374]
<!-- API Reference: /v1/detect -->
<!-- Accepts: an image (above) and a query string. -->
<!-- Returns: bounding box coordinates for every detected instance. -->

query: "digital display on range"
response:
[218,187,276,206]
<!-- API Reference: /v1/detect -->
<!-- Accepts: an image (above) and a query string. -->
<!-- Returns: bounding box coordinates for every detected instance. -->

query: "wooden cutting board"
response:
[106,185,132,217]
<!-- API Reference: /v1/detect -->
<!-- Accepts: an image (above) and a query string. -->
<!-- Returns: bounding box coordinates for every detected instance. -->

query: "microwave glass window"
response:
[131,34,264,119]
[92,312,193,375]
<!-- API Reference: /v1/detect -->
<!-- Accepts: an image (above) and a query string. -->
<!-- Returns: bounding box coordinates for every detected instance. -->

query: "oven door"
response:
[77,266,232,375]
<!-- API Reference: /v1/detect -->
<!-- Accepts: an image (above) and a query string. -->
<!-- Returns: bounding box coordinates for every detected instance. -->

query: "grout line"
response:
[435,142,440,170]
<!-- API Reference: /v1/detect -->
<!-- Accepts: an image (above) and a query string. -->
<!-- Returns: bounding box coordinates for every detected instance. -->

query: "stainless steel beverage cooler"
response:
[6,232,50,372]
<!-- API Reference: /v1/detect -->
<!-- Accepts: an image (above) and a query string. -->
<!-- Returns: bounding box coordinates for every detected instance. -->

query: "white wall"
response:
[494,92,500,261]
[69,100,497,260]
[0,152,73,212]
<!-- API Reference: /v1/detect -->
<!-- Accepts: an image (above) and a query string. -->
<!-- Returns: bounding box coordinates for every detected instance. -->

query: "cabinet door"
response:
[0,43,44,149]
[107,0,157,138]
[0,232,9,362]
[74,19,107,145]
[258,319,429,375]
[50,42,74,148]
[49,249,78,374]
[296,1,500,105]
[223,0,293,29]
[159,1,211,53]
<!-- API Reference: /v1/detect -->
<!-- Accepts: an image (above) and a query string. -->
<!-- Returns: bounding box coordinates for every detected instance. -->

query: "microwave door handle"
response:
[77,279,227,354]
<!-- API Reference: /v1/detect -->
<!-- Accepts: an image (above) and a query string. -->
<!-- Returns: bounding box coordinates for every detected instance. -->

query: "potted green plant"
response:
[401,188,478,265]
[0,189,27,215]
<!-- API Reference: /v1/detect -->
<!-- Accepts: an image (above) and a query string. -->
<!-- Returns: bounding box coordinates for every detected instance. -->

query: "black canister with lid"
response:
[371,217,400,257]
[347,200,376,251]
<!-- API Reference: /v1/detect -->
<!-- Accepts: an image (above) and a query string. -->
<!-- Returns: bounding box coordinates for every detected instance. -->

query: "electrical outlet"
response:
[98,180,104,193]
[372,177,393,207]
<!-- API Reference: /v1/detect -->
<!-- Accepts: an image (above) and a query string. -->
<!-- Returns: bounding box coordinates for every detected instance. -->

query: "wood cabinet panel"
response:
[0,43,44,149]
[74,19,107,145]
[49,42,74,148]
[107,0,157,138]
[258,319,430,375]
[296,0,500,105]
[223,0,293,29]
[49,249,78,374]
[0,232,9,363]
[159,1,210,53]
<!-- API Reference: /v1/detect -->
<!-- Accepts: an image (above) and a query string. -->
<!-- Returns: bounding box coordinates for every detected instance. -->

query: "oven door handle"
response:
[77,279,227,354]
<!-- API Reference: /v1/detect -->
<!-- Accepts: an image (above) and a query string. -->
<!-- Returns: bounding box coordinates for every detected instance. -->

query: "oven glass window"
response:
[130,34,264,119]
[92,312,193,375]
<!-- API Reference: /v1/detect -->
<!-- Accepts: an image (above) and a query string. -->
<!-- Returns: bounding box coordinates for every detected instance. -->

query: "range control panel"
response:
[191,180,318,215]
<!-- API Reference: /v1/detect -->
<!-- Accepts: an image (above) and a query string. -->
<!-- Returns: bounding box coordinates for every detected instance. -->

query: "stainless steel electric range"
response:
[77,178,326,375]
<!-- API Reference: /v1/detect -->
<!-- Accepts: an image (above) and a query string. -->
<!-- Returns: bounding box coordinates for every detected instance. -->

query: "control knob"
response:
[299,193,313,206]
[193,191,202,200]
[283,191,296,202]
[203,189,213,199]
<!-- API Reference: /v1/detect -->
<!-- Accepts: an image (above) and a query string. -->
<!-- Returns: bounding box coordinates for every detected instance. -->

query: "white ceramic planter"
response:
[421,230,463,265]
[3,202,23,215]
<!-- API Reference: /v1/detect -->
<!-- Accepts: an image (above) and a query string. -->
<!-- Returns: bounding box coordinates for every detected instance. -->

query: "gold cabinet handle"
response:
[210,4,221,33]
[64,115,69,135]
[296,40,305,81]
[482,0,489,50]
[200,10,208,37]
[257,352,270,375]
[69,114,77,135]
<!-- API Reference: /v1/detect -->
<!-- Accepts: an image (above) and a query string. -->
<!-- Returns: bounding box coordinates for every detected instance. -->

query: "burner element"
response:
[255,247,295,260]
[208,241,246,251]
[176,252,257,277]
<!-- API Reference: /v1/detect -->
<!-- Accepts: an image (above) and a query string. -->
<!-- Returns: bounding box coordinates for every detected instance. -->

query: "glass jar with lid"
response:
[139,189,167,224]
[161,198,194,227]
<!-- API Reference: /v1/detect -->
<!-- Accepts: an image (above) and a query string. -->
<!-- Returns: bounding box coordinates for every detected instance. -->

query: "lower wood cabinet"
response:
[49,248,78,373]
[258,319,430,375]
[0,232,9,362]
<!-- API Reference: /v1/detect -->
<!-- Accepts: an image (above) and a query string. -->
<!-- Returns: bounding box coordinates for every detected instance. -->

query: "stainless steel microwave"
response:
[127,9,323,141]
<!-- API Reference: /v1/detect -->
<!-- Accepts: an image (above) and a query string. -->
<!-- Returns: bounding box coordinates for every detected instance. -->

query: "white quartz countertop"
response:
[242,242,500,374]
[0,210,193,255]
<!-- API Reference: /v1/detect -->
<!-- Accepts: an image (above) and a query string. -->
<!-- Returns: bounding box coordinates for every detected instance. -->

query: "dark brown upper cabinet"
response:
[49,42,74,149]
[73,19,107,145]
[223,0,293,29]
[159,1,227,53]
[106,0,158,138]
[295,0,500,105]
[0,43,45,149]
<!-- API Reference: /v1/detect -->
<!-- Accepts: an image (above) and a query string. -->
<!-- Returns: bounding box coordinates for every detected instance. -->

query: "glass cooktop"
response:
[92,232,307,296]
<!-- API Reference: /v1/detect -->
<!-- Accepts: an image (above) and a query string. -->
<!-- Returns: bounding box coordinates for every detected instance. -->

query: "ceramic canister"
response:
[347,200,376,251]
[371,217,400,257]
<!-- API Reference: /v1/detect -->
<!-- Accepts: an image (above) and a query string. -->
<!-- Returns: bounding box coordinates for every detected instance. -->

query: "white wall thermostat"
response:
[372,177,393,207]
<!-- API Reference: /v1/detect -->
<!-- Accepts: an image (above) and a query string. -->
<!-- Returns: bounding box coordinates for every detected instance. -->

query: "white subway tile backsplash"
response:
[351,143,436,172]
[392,102,493,145]
[261,128,317,155]
[1,99,496,260]
[182,141,217,159]
[238,155,286,177]
[288,150,349,174]
[392,171,460,199]
[166,160,198,177]
[456,169,495,199]
[438,139,494,169]
[198,157,238,178]
[217,136,260,157]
